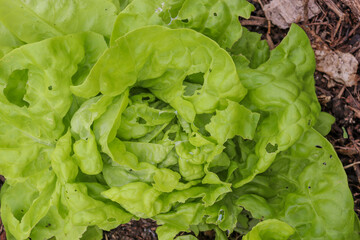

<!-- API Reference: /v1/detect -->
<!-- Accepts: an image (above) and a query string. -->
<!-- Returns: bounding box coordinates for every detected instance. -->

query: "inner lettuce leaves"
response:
[0,0,359,240]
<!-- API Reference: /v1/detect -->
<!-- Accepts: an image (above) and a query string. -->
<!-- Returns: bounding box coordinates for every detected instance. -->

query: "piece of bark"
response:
[263,0,320,29]
[341,0,360,20]
[306,28,360,86]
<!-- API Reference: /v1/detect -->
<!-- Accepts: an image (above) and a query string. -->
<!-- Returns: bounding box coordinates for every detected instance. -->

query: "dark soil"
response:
[0,0,359,239]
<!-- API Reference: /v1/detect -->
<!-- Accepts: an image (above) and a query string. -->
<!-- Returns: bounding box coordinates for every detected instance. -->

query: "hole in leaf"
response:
[194,113,214,137]
[130,87,151,95]
[323,162,327,165]
[181,19,189,23]
[265,143,278,153]
[137,117,147,124]
[315,145,322,148]
[168,132,177,141]
[4,69,29,107]
[186,72,205,84]
[183,72,204,96]
[213,12,217,16]
[48,85,53,90]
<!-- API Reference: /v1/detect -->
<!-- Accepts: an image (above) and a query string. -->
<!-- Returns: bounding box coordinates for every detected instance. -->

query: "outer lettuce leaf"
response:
[0,32,106,181]
[204,195,243,233]
[80,226,103,240]
[0,0,118,43]
[0,32,110,239]
[0,171,57,240]
[0,21,23,59]
[313,112,335,136]
[110,0,254,48]
[230,27,270,69]
[29,181,132,240]
[243,219,295,240]
[30,205,87,240]
[155,203,205,240]
[233,24,321,187]
[235,129,357,239]
[175,235,198,240]
[62,183,133,230]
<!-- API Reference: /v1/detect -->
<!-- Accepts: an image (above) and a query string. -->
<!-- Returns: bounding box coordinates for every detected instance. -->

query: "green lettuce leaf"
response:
[233,24,321,187]
[0,0,118,43]
[230,27,270,69]
[235,129,357,239]
[0,171,57,240]
[0,21,23,59]
[110,0,255,48]
[313,112,335,136]
[243,219,295,240]
[0,32,106,181]
[72,26,247,122]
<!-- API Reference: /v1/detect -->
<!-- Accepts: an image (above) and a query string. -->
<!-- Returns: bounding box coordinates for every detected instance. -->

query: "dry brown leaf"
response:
[336,146,359,156]
[305,29,360,86]
[263,0,320,29]
[315,49,360,86]
[341,0,360,20]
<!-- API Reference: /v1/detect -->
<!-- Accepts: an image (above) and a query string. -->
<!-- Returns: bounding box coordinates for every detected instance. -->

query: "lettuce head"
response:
[0,0,358,239]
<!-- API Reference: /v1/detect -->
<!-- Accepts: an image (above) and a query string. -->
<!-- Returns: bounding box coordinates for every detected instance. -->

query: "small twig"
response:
[332,19,343,43]
[304,0,310,24]
[344,161,360,169]
[305,22,332,26]
[266,21,275,49]
[349,22,360,37]
[347,126,360,184]
[321,0,345,42]
[258,0,275,49]
[354,165,360,185]
[321,0,345,19]
[345,88,360,109]
[340,0,360,20]
[257,0,265,9]
[240,18,268,26]
[350,42,360,54]
[336,85,346,99]
[334,27,351,46]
